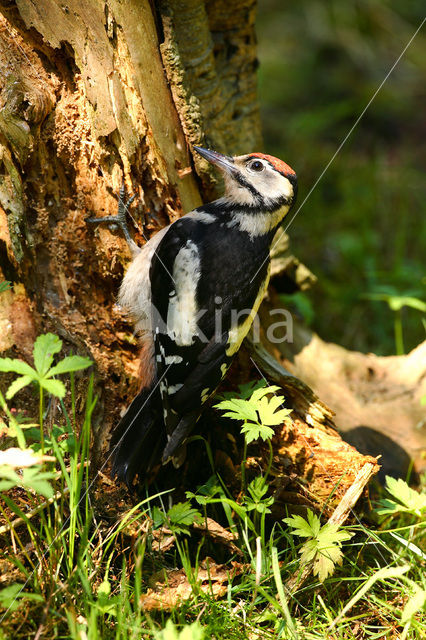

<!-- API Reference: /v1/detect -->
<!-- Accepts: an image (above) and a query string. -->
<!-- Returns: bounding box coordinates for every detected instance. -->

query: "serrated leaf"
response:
[248,476,269,501]
[284,511,317,537]
[47,355,92,377]
[166,501,202,533]
[33,333,62,376]
[214,398,258,422]
[306,509,321,537]
[256,395,292,427]
[0,281,11,293]
[241,422,274,443]
[377,477,426,515]
[39,378,66,398]
[314,550,342,582]
[5,375,34,400]
[250,385,281,404]
[317,522,353,544]
[0,358,36,377]
[287,510,353,582]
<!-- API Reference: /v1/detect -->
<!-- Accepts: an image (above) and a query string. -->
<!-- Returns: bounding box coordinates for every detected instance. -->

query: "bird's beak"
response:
[193,146,237,175]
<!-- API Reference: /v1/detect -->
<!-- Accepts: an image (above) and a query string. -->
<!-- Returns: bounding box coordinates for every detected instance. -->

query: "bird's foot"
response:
[86,183,139,254]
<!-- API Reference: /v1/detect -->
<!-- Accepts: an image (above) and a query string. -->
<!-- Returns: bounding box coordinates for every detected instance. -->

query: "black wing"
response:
[149,214,270,457]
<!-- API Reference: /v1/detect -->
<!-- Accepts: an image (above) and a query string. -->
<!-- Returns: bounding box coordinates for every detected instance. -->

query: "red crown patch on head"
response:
[251,153,296,177]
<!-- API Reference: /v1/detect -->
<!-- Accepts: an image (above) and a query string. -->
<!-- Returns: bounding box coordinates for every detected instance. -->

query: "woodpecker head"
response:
[194,146,297,215]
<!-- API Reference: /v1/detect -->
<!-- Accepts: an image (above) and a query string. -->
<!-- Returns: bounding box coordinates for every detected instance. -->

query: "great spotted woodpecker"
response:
[88,147,297,486]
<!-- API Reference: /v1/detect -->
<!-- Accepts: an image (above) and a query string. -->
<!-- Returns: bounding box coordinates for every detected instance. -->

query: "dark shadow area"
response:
[342,425,419,484]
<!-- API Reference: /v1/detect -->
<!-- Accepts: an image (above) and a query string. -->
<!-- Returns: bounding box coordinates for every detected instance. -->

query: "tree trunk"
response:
[1,0,422,515]
[0,0,261,458]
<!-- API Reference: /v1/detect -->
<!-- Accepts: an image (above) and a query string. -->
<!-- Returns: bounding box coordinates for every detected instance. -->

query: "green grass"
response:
[0,350,425,639]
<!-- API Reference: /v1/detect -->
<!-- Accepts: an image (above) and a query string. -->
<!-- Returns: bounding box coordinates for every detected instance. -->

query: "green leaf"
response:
[157,620,205,640]
[186,476,222,505]
[245,477,274,514]
[284,511,317,538]
[47,355,93,377]
[0,583,24,612]
[0,281,11,294]
[256,395,292,426]
[22,467,54,499]
[5,375,34,400]
[166,501,202,532]
[0,466,20,491]
[0,358,36,377]
[240,421,274,444]
[285,510,354,582]
[214,398,258,422]
[39,378,66,398]
[313,545,344,583]
[33,333,62,376]
[376,476,426,516]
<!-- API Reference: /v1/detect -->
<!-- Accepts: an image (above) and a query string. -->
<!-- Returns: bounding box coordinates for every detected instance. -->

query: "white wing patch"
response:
[164,355,183,365]
[167,240,201,346]
[167,383,183,395]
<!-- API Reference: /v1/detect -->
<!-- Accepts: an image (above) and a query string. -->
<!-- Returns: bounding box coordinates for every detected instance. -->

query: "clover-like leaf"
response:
[21,467,54,499]
[33,333,62,376]
[47,355,92,377]
[5,375,34,400]
[0,358,36,377]
[39,378,66,398]
[0,466,20,491]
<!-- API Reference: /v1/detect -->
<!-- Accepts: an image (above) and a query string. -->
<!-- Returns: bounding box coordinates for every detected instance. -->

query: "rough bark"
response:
[0,0,261,461]
[3,0,422,519]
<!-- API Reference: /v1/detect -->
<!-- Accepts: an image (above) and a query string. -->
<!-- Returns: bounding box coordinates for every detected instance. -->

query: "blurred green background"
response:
[257,0,426,355]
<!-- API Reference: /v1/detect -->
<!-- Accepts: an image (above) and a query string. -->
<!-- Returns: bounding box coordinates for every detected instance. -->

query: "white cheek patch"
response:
[167,240,201,346]
[263,173,293,202]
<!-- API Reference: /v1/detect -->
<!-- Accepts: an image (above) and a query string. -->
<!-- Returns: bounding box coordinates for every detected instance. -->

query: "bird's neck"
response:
[208,196,291,241]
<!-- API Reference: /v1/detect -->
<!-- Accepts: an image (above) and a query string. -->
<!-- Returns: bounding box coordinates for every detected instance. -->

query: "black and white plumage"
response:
[102,147,297,486]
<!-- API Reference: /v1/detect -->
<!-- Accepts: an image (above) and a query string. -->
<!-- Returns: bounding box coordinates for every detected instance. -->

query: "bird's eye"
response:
[249,160,264,172]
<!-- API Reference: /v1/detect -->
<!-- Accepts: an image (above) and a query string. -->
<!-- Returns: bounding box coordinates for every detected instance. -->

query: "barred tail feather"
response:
[110,383,165,487]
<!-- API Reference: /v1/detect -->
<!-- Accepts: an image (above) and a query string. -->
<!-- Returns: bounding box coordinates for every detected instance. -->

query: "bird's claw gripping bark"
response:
[85,184,139,254]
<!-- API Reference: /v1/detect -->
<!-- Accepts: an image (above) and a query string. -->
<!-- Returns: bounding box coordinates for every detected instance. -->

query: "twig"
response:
[0,487,70,536]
